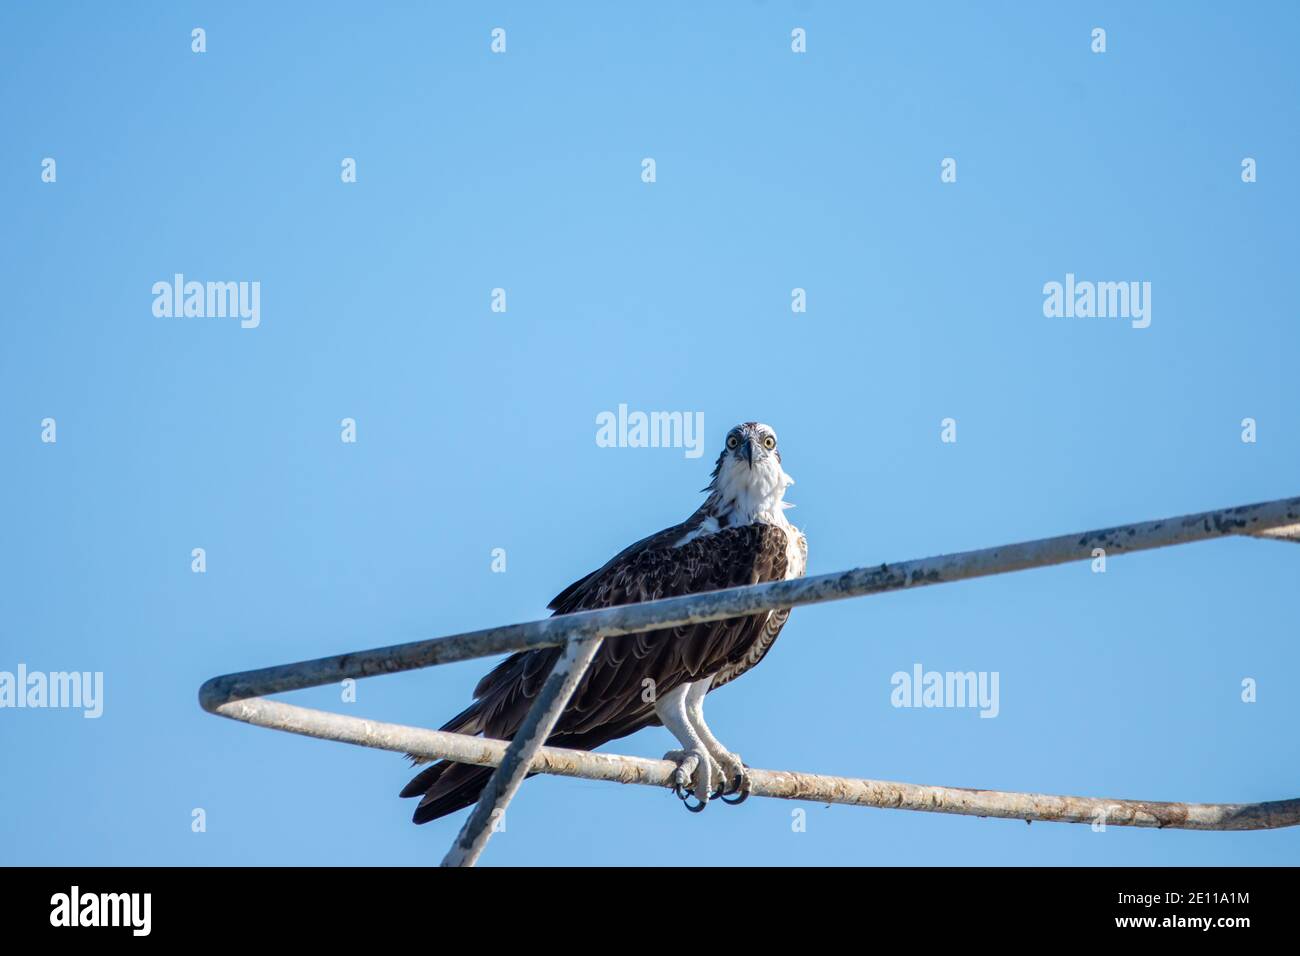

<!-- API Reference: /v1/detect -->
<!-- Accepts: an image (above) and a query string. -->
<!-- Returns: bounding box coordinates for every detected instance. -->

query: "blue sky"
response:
[2,2,1297,865]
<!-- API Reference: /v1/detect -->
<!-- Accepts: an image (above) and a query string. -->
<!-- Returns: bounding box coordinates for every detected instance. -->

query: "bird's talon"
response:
[681,792,709,812]
[664,748,716,811]
[722,780,754,806]
[713,753,751,804]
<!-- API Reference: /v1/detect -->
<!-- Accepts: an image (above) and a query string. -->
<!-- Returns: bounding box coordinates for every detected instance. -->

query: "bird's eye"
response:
[726,434,739,450]
[763,435,776,450]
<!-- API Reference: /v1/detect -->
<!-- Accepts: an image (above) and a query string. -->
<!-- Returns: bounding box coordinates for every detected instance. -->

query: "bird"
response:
[400,422,807,822]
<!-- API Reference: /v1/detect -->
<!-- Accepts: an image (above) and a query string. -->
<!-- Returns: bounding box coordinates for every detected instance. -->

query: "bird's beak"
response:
[742,437,754,467]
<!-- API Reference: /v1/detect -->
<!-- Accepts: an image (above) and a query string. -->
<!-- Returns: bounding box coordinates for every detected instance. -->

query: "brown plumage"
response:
[401,521,794,823]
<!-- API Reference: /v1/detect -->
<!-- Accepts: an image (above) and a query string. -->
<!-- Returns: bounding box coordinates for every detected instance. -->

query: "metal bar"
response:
[1251,522,1300,542]
[441,634,604,867]
[200,494,1300,711]
[208,696,1300,832]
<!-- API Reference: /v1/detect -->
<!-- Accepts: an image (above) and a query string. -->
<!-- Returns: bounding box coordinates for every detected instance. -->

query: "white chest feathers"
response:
[677,450,806,576]
[712,455,794,527]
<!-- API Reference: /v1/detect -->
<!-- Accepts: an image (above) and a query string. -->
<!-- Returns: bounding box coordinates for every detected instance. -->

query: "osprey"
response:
[401,422,807,821]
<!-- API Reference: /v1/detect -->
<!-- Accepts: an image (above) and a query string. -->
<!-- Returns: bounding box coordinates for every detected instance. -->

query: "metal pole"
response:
[440,633,604,867]
[201,495,1300,710]
[208,696,1300,832]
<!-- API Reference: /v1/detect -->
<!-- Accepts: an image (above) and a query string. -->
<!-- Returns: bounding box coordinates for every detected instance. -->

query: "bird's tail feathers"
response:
[403,701,485,767]
[399,701,495,822]
[402,762,495,823]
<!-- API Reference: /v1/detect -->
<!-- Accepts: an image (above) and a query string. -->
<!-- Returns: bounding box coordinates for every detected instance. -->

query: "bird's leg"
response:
[685,680,750,804]
[654,683,721,810]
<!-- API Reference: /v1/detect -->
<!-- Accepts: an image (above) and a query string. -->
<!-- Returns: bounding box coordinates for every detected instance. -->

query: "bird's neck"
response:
[702,463,795,529]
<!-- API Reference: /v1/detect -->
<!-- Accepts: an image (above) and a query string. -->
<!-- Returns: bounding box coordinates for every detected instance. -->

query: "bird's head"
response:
[705,422,795,523]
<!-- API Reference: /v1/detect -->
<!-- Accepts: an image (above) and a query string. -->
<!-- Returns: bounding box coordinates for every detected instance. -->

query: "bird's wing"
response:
[709,529,806,690]
[462,523,792,745]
